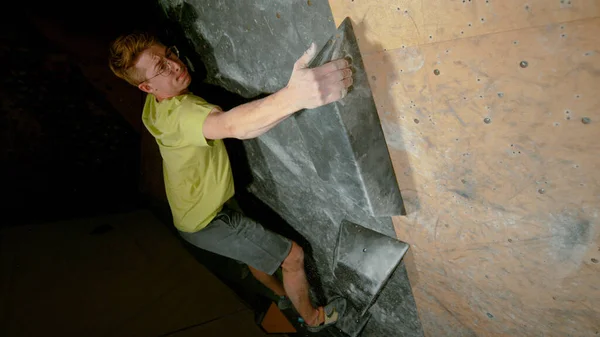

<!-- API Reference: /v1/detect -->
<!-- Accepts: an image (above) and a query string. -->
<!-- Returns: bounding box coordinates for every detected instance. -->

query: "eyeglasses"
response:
[139,46,180,84]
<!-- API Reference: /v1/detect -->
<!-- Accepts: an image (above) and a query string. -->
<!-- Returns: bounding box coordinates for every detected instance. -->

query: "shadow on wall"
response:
[348,18,420,216]
[348,17,422,286]
[153,2,329,306]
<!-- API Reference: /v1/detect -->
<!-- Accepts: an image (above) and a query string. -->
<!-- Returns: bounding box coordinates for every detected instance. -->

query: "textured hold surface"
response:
[159,0,336,98]
[334,220,409,317]
[296,18,405,217]
[330,305,371,337]
[157,1,422,336]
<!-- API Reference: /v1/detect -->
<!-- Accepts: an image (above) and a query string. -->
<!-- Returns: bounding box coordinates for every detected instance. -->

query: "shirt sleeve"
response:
[177,96,220,147]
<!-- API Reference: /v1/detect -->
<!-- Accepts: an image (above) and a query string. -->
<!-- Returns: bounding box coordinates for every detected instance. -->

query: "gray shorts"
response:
[179,203,293,275]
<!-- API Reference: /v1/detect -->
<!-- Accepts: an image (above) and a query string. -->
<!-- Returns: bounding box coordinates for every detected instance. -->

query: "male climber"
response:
[108,32,353,331]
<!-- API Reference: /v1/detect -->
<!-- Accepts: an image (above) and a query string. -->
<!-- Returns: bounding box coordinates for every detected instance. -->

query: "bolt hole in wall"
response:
[323,0,599,335]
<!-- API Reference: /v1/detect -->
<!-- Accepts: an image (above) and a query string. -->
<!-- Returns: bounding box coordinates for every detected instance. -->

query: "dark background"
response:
[1,1,192,226]
[0,0,282,326]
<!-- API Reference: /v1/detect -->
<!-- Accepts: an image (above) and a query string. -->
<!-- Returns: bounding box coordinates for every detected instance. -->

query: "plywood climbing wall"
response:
[327,0,600,336]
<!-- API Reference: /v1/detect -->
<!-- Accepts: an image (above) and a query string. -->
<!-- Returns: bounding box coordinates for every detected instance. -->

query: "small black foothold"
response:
[484,117,491,124]
[434,69,441,75]
[508,238,513,243]
[363,248,367,252]
[582,117,591,124]
[414,118,420,124]
[592,258,599,263]
[486,312,494,319]
[520,61,528,68]
[538,188,545,194]
[498,92,504,98]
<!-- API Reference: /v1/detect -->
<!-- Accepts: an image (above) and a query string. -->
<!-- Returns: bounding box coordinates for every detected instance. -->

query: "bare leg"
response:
[281,242,324,326]
[248,265,286,297]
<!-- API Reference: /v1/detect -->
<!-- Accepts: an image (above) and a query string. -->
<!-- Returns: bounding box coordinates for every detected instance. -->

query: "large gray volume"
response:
[158,1,423,336]
[296,17,405,217]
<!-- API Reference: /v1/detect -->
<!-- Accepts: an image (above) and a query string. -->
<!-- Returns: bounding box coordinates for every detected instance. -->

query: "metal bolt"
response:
[434,69,441,76]
[582,117,591,124]
[520,61,528,68]
[484,117,491,124]
[538,188,545,194]
[497,92,504,98]
[363,248,367,252]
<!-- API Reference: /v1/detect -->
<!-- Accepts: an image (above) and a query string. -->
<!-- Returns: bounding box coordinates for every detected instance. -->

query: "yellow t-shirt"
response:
[142,93,235,232]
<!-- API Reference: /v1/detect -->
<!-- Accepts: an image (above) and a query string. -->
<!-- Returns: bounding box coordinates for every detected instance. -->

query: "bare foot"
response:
[307,307,325,327]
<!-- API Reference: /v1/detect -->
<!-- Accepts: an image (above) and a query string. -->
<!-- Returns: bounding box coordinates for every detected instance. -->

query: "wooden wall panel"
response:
[329,0,600,52]
[328,0,600,335]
